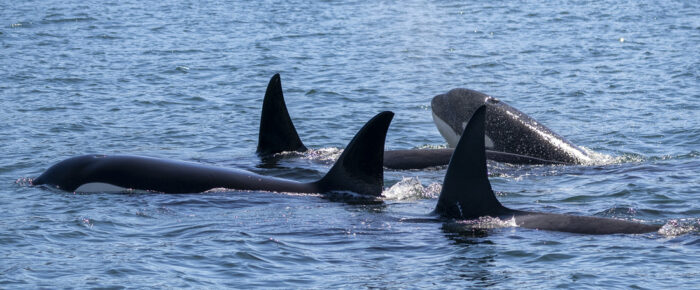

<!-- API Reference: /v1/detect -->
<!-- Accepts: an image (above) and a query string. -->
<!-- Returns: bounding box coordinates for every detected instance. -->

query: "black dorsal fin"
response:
[435,106,506,218]
[256,73,308,156]
[316,111,394,196]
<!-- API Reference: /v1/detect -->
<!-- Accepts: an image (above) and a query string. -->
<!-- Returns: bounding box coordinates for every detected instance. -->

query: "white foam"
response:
[432,112,460,148]
[433,112,494,148]
[456,216,518,229]
[658,218,699,237]
[443,216,519,233]
[302,147,343,162]
[272,147,344,163]
[382,177,441,200]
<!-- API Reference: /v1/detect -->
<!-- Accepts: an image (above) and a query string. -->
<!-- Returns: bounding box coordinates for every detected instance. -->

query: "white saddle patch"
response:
[432,112,460,148]
[432,112,495,148]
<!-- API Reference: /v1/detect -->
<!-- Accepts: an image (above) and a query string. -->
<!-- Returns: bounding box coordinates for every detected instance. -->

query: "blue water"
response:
[2,0,699,288]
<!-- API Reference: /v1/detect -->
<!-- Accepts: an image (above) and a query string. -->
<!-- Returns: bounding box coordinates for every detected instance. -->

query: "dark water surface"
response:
[2,0,699,288]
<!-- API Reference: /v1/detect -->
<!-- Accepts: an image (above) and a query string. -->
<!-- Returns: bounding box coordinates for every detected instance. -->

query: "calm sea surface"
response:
[2,0,699,288]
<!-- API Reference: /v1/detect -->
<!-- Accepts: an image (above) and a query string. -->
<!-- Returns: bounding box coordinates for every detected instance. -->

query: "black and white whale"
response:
[434,105,660,234]
[432,88,593,165]
[33,111,394,195]
[257,74,588,169]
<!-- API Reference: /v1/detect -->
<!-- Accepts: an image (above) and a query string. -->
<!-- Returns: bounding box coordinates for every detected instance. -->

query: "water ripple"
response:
[1,0,698,288]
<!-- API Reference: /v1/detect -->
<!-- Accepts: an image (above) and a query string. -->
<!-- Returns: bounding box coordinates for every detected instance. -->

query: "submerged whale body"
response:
[432,88,592,165]
[434,106,660,235]
[34,111,394,195]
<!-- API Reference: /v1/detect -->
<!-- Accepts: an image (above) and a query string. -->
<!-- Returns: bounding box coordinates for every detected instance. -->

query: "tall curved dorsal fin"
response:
[435,106,506,218]
[256,73,308,156]
[316,111,394,196]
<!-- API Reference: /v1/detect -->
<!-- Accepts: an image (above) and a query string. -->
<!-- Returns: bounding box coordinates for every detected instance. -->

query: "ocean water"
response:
[2,0,699,288]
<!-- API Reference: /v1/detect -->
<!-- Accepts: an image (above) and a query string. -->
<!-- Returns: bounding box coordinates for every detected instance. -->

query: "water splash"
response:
[382,177,441,200]
[575,146,649,166]
[203,187,324,197]
[414,144,448,149]
[444,216,518,233]
[459,216,518,228]
[14,177,34,186]
[582,150,699,167]
[658,218,700,237]
[273,147,344,163]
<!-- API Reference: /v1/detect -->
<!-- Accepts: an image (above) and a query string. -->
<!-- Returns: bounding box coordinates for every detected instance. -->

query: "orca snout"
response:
[431,89,493,117]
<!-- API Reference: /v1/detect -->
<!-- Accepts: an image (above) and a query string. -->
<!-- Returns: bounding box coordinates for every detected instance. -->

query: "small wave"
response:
[580,149,699,166]
[86,34,121,40]
[413,144,448,150]
[78,216,94,229]
[143,49,205,56]
[443,216,518,233]
[382,177,441,200]
[270,147,343,164]
[578,146,642,166]
[42,17,96,24]
[658,218,700,237]
[203,187,235,193]
[457,216,518,229]
[132,99,180,107]
[9,21,33,28]
[46,77,86,84]
[607,153,646,164]
[14,177,34,186]
[299,147,343,163]
[203,187,324,198]
[649,151,700,162]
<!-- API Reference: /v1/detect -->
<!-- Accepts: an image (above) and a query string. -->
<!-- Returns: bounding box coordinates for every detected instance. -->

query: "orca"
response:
[434,106,661,234]
[431,88,593,165]
[33,111,394,195]
[256,74,447,169]
[256,74,578,169]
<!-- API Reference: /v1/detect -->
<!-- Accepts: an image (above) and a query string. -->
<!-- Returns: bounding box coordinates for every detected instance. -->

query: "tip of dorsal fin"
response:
[435,105,505,219]
[316,111,394,196]
[256,73,308,156]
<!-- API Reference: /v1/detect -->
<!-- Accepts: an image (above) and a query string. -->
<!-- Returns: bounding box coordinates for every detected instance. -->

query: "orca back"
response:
[35,111,394,196]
